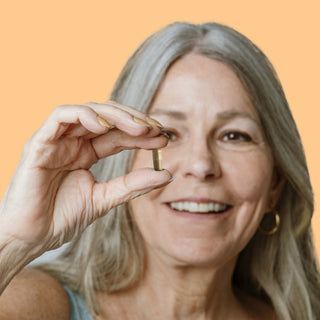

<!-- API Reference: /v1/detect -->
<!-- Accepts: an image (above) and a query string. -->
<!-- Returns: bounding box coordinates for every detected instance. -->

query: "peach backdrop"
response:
[1,0,319,256]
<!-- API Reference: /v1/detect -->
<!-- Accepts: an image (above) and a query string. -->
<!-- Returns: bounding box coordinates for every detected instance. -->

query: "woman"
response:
[0,22,319,319]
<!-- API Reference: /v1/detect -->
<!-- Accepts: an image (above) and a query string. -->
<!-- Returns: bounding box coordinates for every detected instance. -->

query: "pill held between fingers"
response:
[152,149,163,171]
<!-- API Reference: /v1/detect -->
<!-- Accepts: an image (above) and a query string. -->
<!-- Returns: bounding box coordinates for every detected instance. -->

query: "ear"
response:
[268,167,286,210]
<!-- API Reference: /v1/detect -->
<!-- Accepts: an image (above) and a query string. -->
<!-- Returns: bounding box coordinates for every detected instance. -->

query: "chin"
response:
[152,237,237,270]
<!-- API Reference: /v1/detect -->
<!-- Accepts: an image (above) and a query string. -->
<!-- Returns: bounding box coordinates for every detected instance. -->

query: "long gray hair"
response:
[39,22,320,319]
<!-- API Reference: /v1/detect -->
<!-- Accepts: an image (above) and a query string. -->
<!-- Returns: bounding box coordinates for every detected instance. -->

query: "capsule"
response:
[152,149,163,171]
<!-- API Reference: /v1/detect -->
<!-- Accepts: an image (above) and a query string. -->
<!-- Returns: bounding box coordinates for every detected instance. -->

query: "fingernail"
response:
[168,175,175,183]
[133,117,152,128]
[160,132,170,139]
[154,175,175,189]
[97,115,112,128]
[130,188,154,200]
[147,117,163,129]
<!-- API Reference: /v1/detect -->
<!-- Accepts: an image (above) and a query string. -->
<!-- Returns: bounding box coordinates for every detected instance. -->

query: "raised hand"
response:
[0,101,171,258]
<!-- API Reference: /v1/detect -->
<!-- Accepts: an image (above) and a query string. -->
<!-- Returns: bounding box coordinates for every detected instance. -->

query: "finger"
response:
[91,129,169,159]
[36,105,111,141]
[60,123,91,138]
[102,100,164,130]
[92,168,173,215]
[85,101,163,136]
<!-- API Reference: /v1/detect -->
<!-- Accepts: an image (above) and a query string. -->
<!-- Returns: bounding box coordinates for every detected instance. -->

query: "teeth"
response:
[169,201,228,213]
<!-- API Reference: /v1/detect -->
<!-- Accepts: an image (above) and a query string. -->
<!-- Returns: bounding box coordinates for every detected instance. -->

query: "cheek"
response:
[220,149,274,216]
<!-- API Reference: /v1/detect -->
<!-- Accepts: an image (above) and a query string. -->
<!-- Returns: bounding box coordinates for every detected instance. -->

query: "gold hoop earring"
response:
[258,209,280,235]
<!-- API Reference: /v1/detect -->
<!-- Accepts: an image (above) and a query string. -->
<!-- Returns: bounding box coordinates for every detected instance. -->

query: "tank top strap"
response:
[63,285,94,320]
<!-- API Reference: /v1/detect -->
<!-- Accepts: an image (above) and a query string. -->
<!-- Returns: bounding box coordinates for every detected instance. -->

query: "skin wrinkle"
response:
[53,122,70,140]
[102,174,144,211]
[32,138,94,170]
[89,138,101,166]
[137,245,240,319]
[150,109,260,126]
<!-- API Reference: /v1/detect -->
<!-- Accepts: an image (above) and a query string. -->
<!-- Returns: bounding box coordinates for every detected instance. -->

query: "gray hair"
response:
[38,22,320,319]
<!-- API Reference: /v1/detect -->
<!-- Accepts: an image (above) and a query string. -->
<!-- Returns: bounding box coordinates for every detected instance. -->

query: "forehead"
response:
[149,54,258,120]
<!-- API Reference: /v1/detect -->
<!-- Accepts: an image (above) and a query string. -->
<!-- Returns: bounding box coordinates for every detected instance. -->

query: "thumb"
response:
[92,168,173,216]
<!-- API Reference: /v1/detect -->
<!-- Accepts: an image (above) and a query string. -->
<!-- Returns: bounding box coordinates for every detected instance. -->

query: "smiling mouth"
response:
[168,201,231,214]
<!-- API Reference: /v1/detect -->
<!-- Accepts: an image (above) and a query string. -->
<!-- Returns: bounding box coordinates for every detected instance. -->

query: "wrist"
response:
[0,235,44,294]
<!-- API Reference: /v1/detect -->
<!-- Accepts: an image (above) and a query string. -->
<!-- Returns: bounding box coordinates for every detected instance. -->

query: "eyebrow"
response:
[149,109,259,124]
[149,110,187,120]
[217,110,260,124]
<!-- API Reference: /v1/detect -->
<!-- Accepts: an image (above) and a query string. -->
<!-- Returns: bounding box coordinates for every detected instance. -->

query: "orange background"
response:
[1,0,319,256]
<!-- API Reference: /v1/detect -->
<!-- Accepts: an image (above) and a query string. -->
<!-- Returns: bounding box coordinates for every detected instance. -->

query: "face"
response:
[130,54,280,269]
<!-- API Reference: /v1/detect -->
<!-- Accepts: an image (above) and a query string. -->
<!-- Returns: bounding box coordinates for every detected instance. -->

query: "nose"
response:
[181,139,221,181]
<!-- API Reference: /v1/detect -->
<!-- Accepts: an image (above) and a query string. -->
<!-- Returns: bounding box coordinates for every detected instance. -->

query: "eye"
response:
[161,129,178,142]
[222,131,252,142]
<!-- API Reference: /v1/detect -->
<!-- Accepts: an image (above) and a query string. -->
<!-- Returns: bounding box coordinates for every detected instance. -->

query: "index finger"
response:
[85,101,163,137]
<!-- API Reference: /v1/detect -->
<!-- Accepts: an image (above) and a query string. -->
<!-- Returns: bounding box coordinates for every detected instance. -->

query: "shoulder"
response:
[0,268,70,320]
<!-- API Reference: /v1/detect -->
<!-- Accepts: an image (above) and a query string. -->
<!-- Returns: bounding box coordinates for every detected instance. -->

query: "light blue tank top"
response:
[63,286,94,320]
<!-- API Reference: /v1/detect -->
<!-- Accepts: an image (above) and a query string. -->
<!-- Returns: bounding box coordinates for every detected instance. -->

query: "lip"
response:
[167,197,230,204]
[164,203,232,221]
[163,197,233,221]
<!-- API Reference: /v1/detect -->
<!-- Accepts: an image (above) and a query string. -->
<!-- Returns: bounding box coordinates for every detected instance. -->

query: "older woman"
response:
[0,22,319,319]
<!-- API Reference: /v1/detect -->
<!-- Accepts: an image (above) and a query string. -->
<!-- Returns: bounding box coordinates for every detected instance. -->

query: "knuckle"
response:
[54,104,69,112]
[22,138,33,154]
[50,104,71,118]
[83,101,97,106]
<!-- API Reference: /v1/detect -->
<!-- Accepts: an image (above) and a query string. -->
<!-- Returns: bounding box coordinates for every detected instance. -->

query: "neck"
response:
[131,252,242,320]
[97,252,273,319]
